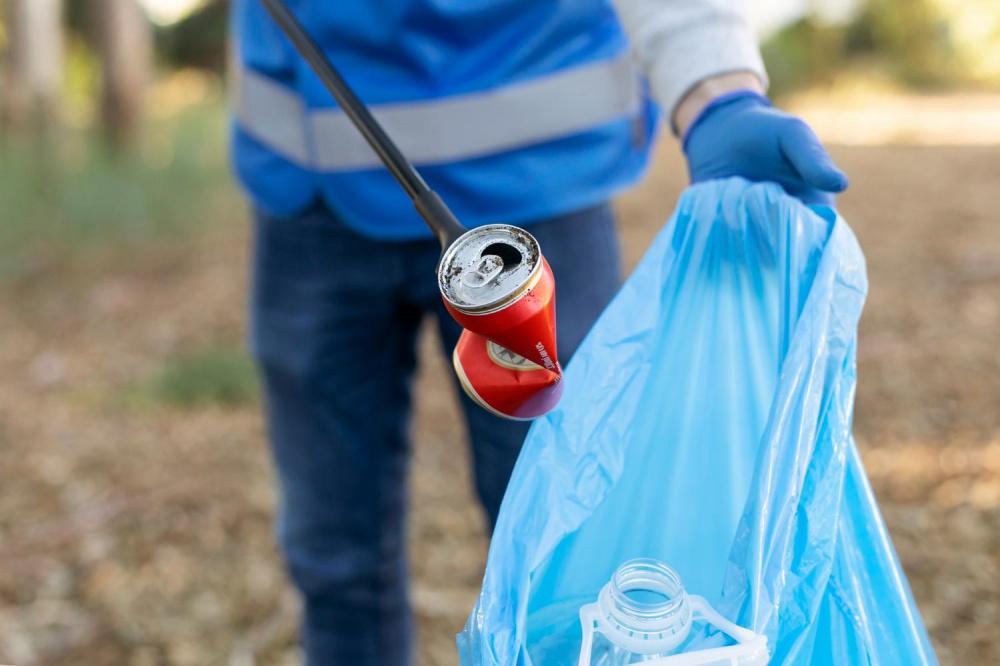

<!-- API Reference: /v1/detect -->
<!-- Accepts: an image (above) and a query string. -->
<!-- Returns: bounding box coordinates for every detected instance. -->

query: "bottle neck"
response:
[596,558,692,655]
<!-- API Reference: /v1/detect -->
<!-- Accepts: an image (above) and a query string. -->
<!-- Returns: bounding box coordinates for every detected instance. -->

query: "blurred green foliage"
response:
[847,0,957,86]
[763,0,998,96]
[156,0,230,73]
[61,0,230,73]
[762,17,848,97]
[0,97,235,282]
[146,346,258,409]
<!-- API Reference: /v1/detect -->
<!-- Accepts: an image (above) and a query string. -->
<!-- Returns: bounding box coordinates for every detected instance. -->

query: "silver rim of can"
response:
[438,224,543,315]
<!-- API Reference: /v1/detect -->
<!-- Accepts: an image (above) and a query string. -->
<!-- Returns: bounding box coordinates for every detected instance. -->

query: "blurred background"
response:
[0,0,997,664]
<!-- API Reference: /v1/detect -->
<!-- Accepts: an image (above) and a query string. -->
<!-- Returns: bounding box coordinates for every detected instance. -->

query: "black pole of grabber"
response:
[259,0,467,250]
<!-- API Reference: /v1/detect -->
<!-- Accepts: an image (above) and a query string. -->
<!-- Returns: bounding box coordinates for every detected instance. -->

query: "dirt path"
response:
[1,143,997,664]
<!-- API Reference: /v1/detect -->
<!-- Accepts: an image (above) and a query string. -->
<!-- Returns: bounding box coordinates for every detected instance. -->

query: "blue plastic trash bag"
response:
[458,178,937,665]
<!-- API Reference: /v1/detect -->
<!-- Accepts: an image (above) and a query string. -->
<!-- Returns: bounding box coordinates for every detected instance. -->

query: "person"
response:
[230,0,848,663]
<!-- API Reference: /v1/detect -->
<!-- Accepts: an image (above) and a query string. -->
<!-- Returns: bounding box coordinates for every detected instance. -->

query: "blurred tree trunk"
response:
[2,0,64,132]
[94,0,152,150]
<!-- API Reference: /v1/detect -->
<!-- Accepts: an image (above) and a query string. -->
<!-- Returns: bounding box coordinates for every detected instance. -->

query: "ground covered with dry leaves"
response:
[0,140,997,664]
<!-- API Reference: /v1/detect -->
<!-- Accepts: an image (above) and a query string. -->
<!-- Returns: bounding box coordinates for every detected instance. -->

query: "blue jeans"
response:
[250,201,621,665]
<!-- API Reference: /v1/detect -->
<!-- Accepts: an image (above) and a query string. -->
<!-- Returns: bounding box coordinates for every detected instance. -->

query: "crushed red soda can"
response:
[438,225,562,419]
[452,330,563,420]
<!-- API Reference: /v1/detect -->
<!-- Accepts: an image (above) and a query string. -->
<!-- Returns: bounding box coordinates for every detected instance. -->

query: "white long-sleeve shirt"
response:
[612,0,767,118]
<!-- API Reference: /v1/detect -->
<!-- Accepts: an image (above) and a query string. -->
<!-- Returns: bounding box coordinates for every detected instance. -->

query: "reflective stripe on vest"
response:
[234,53,644,172]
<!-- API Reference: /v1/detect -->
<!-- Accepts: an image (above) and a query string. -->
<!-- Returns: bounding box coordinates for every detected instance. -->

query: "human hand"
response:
[678,86,848,206]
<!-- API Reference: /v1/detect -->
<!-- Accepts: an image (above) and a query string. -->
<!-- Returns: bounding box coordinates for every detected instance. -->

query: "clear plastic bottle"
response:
[577,558,768,666]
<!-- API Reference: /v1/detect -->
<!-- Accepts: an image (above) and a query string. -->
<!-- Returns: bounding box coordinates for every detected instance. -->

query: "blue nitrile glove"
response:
[682,90,848,206]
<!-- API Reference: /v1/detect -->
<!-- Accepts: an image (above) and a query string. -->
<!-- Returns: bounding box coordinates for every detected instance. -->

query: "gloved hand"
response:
[682,90,848,206]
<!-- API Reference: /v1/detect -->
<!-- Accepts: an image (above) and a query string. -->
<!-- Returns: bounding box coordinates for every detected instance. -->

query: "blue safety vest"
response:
[232,0,657,239]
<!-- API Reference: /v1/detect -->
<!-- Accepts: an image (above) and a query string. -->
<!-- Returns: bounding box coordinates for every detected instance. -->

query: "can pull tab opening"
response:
[461,243,524,290]
[481,242,523,269]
